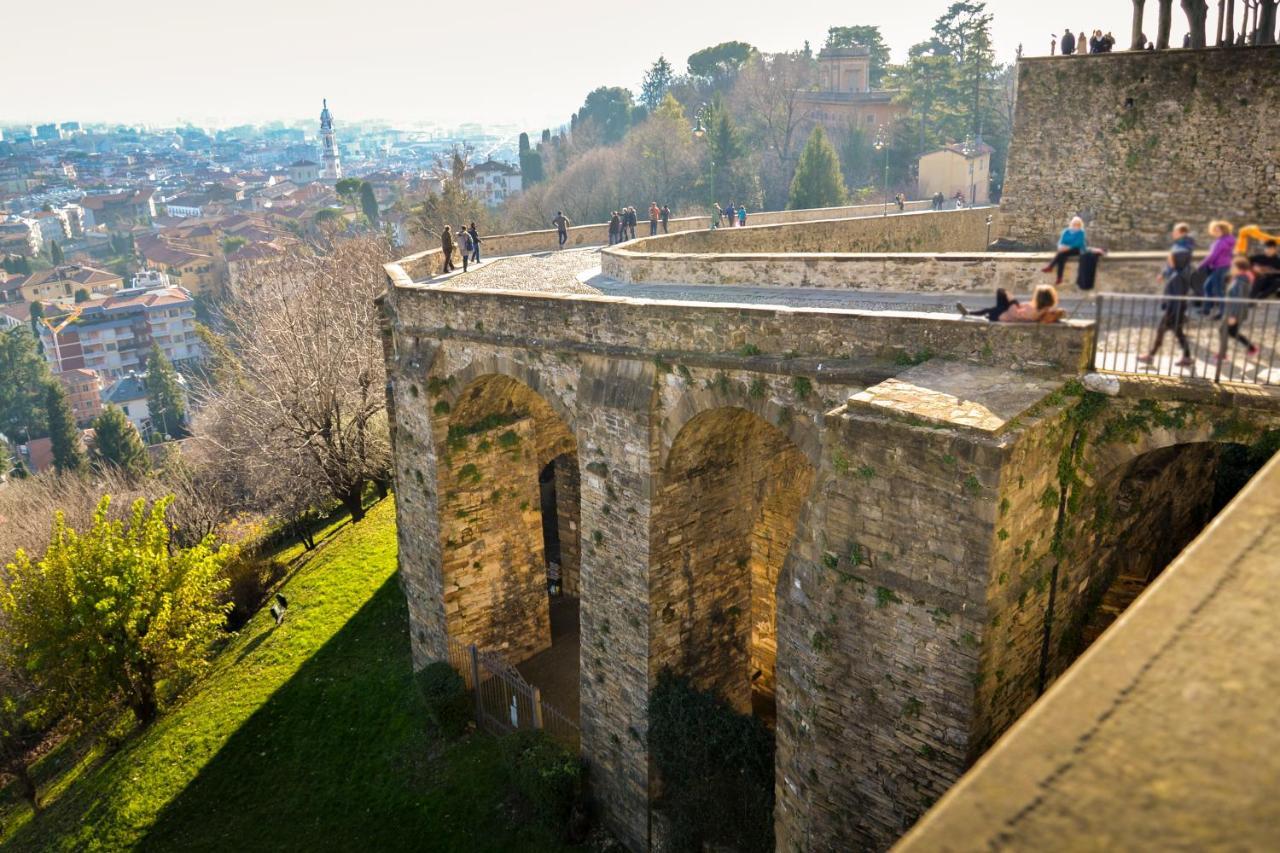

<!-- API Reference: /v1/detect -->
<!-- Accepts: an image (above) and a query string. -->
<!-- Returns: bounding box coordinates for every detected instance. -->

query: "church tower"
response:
[319,98,341,181]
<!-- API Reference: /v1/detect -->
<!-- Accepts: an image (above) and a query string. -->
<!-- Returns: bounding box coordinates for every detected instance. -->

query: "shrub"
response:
[502,730,585,839]
[648,670,775,853]
[220,552,288,631]
[416,661,469,737]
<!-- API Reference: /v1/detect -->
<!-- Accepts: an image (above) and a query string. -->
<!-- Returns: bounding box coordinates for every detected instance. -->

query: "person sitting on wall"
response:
[956,285,1065,324]
[1042,216,1088,285]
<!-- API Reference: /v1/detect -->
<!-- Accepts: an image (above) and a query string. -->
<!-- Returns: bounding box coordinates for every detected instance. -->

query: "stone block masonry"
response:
[1001,47,1280,250]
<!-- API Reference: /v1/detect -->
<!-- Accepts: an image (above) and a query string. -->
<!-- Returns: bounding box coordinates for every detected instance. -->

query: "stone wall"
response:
[552,454,582,596]
[1001,47,1280,250]
[603,246,1174,293]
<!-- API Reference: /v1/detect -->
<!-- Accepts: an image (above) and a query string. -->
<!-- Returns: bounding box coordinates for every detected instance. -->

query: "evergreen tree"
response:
[359,182,380,225]
[518,132,545,185]
[90,405,150,479]
[540,128,552,144]
[45,381,86,474]
[641,55,676,111]
[706,98,745,201]
[49,240,64,265]
[74,288,90,303]
[144,344,186,439]
[0,327,52,441]
[788,126,847,210]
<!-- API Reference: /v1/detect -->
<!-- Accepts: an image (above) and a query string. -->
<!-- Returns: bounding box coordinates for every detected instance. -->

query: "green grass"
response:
[0,499,572,852]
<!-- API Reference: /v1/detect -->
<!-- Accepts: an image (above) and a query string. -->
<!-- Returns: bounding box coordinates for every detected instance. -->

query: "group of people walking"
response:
[712,202,748,229]
[1054,28,1116,56]
[607,204,673,244]
[439,221,482,273]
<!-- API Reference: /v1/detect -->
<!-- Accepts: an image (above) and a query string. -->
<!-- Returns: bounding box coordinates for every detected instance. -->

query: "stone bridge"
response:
[379,205,1280,851]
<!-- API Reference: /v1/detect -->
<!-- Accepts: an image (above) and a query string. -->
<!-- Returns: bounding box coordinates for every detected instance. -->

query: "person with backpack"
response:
[737,204,747,227]
[1137,223,1197,368]
[467,222,482,264]
[457,224,473,272]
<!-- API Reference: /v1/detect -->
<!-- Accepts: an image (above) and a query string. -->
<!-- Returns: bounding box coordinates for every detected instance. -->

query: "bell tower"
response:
[319,98,342,181]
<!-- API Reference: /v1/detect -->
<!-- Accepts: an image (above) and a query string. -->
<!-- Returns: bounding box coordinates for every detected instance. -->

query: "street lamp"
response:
[961,136,978,208]
[874,124,889,218]
[692,103,717,230]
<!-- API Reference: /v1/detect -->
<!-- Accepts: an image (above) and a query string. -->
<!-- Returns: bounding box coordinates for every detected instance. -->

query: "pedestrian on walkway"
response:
[649,202,660,236]
[660,204,671,233]
[1042,216,1087,285]
[627,207,638,240]
[1249,240,1280,299]
[1199,220,1236,317]
[737,203,747,227]
[1215,257,1261,363]
[1078,31,1088,54]
[552,211,571,248]
[468,222,482,263]
[441,225,456,273]
[1060,28,1076,55]
[608,211,621,245]
[711,203,722,230]
[457,224,472,272]
[1138,224,1197,368]
[957,285,1063,323]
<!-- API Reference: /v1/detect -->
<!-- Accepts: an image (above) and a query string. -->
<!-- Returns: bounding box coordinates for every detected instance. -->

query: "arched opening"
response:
[1057,433,1278,668]
[436,373,581,722]
[650,407,815,723]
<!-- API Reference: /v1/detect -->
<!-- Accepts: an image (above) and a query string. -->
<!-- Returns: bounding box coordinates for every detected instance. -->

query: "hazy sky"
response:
[6,1,1201,130]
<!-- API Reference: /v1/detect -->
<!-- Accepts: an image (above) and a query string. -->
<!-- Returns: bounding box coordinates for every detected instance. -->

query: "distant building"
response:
[918,141,994,206]
[35,123,62,142]
[57,368,104,426]
[0,216,42,256]
[79,188,156,229]
[10,264,124,305]
[102,373,151,435]
[136,237,217,296]
[38,284,202,378]
[31,209,71,245]
[462,160,522,207]
[319,99,342,181]
[288,160,321,185]
[798,46,909,139]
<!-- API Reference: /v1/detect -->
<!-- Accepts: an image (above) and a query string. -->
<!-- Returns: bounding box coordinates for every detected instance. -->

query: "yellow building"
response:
[918,143,993,206]
[14,265,124,305]
[798,46,908,138]
[138,239,218,296]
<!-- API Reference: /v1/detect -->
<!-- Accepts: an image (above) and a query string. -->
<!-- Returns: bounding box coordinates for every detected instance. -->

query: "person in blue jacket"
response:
[1042,216,1087,285]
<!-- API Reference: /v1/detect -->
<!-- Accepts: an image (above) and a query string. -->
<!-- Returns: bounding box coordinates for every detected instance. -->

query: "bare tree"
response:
[1184,0,1210,47]
[1132,0,1149,47]
[1158,0,1176,46]
[1262,0,1280,43]
[201,235,393,523]
[730,52,818,208]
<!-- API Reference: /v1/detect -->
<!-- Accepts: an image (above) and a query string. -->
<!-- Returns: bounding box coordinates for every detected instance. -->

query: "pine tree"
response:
[144,344,186,439]
[45,381,86,474]
[49,240,64,265]
[641,55,676,111]
[0,326,53,440]
[90,405,150,479]
[359,182,380,225]
[788,126,848,210]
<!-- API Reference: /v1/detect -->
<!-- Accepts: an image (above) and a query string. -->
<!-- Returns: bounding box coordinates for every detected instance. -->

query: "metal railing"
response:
[1093,293,1280,386]
[444,636,579,749]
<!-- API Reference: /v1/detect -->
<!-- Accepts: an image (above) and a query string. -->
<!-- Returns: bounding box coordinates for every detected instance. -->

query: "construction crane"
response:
[40,305,84,373]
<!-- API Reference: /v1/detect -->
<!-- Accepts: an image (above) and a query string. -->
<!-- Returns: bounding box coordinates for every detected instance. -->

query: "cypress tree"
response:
[788,126,848,211]
[144,344,187,438]
[359,182,380,225]
[91,405,150,479]
[50,240,64,265]
[46,381,87,474]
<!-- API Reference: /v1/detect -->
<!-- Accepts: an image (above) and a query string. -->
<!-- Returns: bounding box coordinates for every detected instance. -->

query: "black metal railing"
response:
[1093,293,1280,386]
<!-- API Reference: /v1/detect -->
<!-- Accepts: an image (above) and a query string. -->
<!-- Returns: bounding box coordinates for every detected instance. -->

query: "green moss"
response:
[856,465,876,481]
[791,376,813,398]
[832,451,850,475]
[653,356,673,374]
[457,463,481,484]
[748,378,767,399]
[997,528,1010,541]
[433,400,451,416]
[999,497,1011,516]
[902,697,924,719]
[963,475,983,496]
[821,553,839,570]
[892,348,934,367]
[811,630,831,653]
[737,343,762,357]
[585,461,609,477]
[497,430,521,450]
[676,364,692,381]
[874,586,900,609]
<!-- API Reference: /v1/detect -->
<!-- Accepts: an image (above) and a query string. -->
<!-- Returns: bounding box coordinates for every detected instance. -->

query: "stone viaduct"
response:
[380,210,1279,851]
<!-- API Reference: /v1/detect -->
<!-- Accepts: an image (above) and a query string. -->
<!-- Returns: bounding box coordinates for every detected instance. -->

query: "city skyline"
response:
[5,0,1201,130]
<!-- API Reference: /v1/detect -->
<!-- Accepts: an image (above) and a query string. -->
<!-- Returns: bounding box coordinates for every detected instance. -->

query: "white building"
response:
[288,160,321,185]
[31,210,71,246]
[462,160,522,207]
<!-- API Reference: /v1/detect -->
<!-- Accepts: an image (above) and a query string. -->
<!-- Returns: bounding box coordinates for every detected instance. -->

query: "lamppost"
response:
[962,136,978,208]
[693,104,717,230]
[874,124,889,218]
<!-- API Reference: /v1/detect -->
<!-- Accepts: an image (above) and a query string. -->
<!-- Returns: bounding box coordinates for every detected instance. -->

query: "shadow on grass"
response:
[129,575,568,853]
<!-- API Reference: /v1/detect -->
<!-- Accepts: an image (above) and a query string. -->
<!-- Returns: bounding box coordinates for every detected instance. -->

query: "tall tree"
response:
[49,240,63,265]
[145,344,186,438]
[687,41,758,88]
[641,55,676,111]
[1182,0,1210,46]
[823,25,891,87]
[731,51,818,208]
[1259,0,1279,43]
[1132,0,1149,48]
[359,181,380,225]
[1157,0,1175,47]
[0,327,52,441]
[931,1,996,141]
[90,405,150,480]
[0,496,230,726]
[578,87,635,145]
[519,132,545,185]
[788,126,847,210]
[45,381,86,474]
[334,177,363,210]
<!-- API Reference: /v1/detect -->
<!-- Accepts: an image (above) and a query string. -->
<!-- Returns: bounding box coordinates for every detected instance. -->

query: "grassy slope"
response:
[0,499,569,852]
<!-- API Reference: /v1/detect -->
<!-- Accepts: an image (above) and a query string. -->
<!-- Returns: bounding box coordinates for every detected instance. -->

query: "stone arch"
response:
[649,406,817,720]
[435,371,579,665]
[657,380,823,472]
[435,352,578,441]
